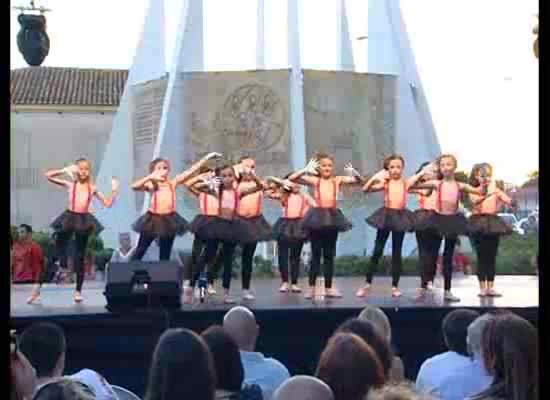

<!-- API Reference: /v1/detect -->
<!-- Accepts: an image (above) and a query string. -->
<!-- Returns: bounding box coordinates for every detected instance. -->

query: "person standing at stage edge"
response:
[12,224,43,285]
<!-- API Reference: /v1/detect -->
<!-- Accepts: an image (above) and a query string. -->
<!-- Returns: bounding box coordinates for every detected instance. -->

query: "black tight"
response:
[54,230,90,292]
[309,230,338,288]
[131,234,176,261]
[197,239,237,290]
[278,241,304,284]
[471,234,500,282]
[241,243,257,290]
[416,231,442,288]
[366,229,405,287]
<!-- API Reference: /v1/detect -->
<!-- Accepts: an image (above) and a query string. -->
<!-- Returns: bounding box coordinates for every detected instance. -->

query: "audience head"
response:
[118,233,131,250]
[358,305,393,343]
[316,333,385,400]
[336,318,393,379]
[223,306,259,352]
[145,328,215,400]
[367,382,434,400]
[480,313,538,400]
[33,378,96,400]
[11,347,37,400]
[442,309,480,356]
[466,313,496,360]
[273,375,334,400]
[19,322,66,380]
[201,325,244,393]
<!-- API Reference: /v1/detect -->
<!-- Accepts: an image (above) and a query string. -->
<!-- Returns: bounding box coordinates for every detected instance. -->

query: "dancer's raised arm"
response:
[173,152,222,185]
[362,169,389,192]
[94,177,119,208]
[45,164,76,187]
[287,158,320,186]
[239,169,265,199]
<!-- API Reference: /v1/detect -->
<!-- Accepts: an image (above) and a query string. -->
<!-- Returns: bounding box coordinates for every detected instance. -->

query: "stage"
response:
[11,275,539,397]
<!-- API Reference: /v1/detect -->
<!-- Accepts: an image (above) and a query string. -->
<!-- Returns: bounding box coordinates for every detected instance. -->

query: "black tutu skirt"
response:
[272,217,309,243]
[426,213,469,237]
[132,211,188,238]
[190,215,246,243]
[301,208,352,233]
[366,207,415,232]
[50,210,104,235]
[468,214,513,236]
[414,209,437,232]
[236,215,273,244]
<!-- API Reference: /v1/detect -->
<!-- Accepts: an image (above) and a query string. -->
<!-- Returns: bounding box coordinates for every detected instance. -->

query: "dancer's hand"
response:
[203,176,222,192]
[421,161,439,177]
[203,152,222,162]
[148,171,163,182]
[374,169,390,181]
[111,177,119,193]
[282,180,293,191]
[241,166,254,177]
[304,158,319,175]
[344,163,361,178]
[63,164,79,179]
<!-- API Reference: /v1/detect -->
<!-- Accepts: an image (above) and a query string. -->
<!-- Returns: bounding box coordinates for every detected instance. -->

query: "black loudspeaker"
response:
[104,262,183,311]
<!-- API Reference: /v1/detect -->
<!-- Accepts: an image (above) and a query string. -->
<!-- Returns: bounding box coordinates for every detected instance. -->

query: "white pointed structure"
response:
[367,0,440,168]
[287,0,307,171]
[144,0,204,250]
[256,0,265,69]
[336,0,355,71]
[95,0,166,249]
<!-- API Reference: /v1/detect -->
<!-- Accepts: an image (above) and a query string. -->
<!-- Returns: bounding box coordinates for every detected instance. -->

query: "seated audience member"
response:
[202,325,263,400]
[336,318,393,381]
[18,322,121,399]
[273,376,333,400]
[144,328,216,400]
[18,322,66,389]
[33,378,96,400]
[316,333,385,400]
[223,306,289,399]
[466,313,538,400]
[11,335,37,400]
[416,309,481,400]
[359,305,405,381]
[368,382,434,400]
[108,233,135,263]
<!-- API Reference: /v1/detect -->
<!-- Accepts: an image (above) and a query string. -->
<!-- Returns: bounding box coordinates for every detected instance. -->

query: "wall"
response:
[10,111,114,231]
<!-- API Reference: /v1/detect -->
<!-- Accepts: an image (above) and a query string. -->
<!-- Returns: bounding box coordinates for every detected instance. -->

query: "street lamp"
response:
[13,0,52,66]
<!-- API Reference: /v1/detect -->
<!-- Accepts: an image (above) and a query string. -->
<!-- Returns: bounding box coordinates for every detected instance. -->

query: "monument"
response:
[95,0,441,258]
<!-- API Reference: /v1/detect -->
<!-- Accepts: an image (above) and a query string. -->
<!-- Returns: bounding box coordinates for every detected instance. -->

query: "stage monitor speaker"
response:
[104,261,182,311]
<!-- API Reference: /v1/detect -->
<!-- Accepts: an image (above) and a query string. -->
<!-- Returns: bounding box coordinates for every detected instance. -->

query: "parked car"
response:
[497,213,525,235]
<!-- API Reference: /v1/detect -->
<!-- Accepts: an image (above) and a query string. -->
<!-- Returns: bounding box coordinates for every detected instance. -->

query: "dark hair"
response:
[19,322,66,378]
[336,318,393,379]
[477,314,538,400]
[314,152,334,162]
[148,158,170,173]
[18,224,32,234]
[33,378,95,400]
[201,325,244,392]
[442,309,480,356]
[469,163,493,187]
[145,328,216,400]
[316,333,385,400]
[383,154,405,170]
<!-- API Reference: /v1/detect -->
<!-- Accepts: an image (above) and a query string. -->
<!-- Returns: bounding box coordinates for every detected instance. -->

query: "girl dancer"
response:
[28,158,118,303]
[266,176,317,293]
[234,157,272,301]
[183,169,224,297]
[131,153,220,261]
[358,154,427,298]
[409,161,441,296]
[468,163,514,297]
[190,164,264,304]
[418,154,485,302]
[288,153,360,299]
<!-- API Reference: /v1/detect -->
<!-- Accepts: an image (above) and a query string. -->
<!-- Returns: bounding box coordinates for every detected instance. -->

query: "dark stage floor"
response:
[11,275,539,318]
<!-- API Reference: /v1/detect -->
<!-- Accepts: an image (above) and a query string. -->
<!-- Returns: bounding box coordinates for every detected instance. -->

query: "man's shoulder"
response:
[262,357,290,376]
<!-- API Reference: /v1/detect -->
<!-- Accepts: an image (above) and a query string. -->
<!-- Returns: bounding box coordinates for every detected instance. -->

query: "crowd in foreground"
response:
[11,305,538,400]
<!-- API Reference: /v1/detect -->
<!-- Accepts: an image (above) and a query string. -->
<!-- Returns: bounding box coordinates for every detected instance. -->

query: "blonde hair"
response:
[367,382,435,400]
[33,378,95,400]
[358,305,392,343]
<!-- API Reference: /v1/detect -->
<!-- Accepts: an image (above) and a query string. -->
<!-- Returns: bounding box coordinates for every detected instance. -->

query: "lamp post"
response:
[13,0,52,66]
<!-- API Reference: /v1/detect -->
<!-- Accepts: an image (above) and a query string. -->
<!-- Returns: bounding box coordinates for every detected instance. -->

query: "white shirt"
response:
[109,247,136,263]
[240,351,290,400]
[416,351,492,400]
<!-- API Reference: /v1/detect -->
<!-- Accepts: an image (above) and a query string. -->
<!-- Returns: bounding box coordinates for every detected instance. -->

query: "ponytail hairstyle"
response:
[469,163,493,187]
[383,154,405,170]
[148,158,170,191]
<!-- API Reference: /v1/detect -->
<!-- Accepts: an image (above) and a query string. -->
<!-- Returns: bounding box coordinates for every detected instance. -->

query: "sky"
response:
[10,0,539,185]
